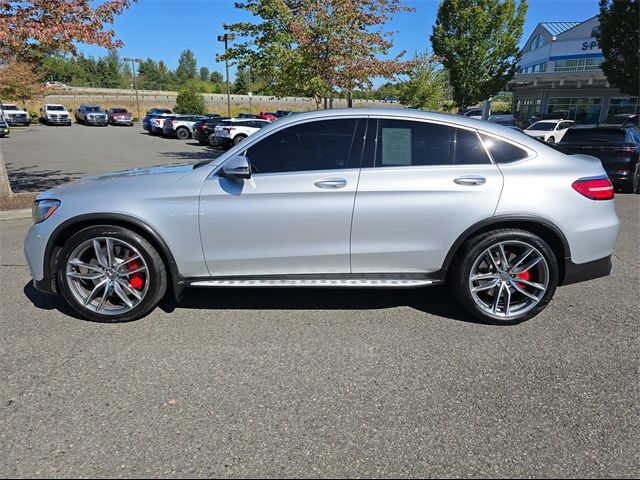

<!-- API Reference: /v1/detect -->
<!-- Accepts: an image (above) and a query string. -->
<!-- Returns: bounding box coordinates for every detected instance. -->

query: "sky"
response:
[78,0,600,83]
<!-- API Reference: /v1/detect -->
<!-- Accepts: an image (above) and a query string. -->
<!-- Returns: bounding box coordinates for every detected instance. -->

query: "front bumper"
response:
[111,117,133,124]
[46,116,71,125]
[1,126,8,135]
[6,117,30,126]
[162,128,176,137]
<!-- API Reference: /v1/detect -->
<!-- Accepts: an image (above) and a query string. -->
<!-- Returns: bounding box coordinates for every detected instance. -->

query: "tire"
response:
[233,134,247,145]
[449,229,559,325]
[207,133,217,147]
[57,225,167,323]
[176,127,190,140]
[634,164,640,194]
[547,136,555,143]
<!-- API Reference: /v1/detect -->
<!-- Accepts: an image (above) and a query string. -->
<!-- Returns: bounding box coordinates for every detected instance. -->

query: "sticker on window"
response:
[381,128,412,166]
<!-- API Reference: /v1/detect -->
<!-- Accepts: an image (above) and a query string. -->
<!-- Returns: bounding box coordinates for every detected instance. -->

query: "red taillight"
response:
[572,176,614,200]
[224,127,234,132]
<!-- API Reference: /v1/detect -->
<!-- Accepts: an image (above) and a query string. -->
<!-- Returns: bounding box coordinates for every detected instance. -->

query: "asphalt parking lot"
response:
[1,122,222,192]
[1,123,639,477]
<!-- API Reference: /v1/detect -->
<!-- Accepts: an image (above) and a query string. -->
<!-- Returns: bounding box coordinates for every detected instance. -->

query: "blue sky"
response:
[79,0,600,82]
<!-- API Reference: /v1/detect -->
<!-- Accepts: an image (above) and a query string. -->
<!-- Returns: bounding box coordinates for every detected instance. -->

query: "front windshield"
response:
[47,106,65,111]
[3,106,18,111]
[527,122,556,131]
[112,108,128,113]
[85,106,101,112]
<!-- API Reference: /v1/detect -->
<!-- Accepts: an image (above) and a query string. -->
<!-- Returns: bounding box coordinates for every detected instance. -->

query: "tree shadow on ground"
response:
[24,281,480,325]
[6,164,83,193]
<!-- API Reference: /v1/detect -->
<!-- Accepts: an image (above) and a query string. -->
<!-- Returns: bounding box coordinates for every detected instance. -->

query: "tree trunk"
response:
[0,144,12,197]
[347,89,353,108]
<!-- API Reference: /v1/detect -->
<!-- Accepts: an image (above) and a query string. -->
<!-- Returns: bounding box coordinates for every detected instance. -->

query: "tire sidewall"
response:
[57,226,166,323]
[176,127,189,140]
[233,134,246,145]
[453,230,559,325]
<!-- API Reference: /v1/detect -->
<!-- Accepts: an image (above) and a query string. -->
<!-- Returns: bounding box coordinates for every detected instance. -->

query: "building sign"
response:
[581,39,600,51]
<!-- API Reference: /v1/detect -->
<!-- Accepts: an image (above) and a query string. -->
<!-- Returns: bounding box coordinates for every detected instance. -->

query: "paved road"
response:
[1,195,638,477]
[1,123,222,193]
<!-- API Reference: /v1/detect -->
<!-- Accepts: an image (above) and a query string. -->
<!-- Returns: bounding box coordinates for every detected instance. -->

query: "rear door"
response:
[350,118,504,274]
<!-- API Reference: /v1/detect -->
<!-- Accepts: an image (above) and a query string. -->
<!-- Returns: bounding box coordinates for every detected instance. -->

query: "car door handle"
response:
[454,175,486,186]
[314,178,347,189]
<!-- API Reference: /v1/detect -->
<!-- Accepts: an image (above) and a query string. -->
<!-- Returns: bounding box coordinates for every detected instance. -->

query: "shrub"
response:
[174,87,207,114]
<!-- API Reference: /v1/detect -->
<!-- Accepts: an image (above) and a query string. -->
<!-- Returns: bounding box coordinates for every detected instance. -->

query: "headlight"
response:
[32,199,60,224]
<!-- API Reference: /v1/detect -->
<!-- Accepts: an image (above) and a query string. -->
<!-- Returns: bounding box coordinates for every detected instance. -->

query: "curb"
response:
[0,208,31,221]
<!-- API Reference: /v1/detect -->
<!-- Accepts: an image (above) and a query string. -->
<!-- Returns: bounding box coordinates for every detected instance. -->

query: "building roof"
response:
[540,22,581,36]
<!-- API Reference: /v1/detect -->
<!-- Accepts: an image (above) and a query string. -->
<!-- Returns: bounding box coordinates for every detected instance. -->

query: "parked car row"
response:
[143,108,276,148]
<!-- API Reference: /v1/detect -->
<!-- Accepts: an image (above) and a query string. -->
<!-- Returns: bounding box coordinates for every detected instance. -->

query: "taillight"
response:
[615,146,636,153]
[224,127,234,133]
[572,176,614,200]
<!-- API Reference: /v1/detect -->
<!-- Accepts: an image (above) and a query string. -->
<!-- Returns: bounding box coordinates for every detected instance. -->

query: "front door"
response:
[199,118,365,276]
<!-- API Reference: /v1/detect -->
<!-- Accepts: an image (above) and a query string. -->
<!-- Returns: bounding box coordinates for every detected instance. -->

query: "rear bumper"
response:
[213,136,232,147]
[561,255,612,286]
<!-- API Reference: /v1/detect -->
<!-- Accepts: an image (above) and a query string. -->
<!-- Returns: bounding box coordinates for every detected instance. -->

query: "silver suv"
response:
[24,109,619,325]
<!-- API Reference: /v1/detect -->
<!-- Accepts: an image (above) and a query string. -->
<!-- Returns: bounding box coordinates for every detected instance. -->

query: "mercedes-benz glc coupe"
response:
[24,109,619,325]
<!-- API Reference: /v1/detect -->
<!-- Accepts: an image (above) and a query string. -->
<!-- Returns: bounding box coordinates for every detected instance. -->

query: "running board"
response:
[188,278,440,288]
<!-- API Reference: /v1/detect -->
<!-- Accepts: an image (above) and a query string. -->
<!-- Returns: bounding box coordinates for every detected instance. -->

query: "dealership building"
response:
[508,16,639,124]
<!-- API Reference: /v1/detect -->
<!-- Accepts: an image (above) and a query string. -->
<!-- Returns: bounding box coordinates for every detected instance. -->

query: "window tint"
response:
[247,119,360,174]
[560,128,625,144]
[375,119,452,167]
[372,120,490,167]
[480,134,530,163]
[453,128,491,164]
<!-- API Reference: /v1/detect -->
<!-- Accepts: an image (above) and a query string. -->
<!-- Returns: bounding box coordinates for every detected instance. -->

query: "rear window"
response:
[527,122,556,131]
[480,135,530,163]
[561,128,626,144]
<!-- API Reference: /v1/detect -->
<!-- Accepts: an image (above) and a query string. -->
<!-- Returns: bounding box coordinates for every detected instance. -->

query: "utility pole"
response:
[248,65,252,114]
[217,33,235,117]
[124,57,142,121]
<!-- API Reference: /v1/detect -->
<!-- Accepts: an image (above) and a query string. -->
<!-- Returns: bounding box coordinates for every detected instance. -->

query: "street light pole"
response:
[124,57,142,122]
[217,33,235,117]
[248,65,252,114]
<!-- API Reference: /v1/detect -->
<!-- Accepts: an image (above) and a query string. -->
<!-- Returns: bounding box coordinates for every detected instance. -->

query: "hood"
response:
[39,163,195,199]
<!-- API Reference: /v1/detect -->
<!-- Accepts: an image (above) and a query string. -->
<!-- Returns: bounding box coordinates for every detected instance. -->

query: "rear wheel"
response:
[57,226,167,322]
[176,127,190,140]
[207,133,217,147]
[450,229,559,325]
[547,136,555,143]
[233,134,247,145]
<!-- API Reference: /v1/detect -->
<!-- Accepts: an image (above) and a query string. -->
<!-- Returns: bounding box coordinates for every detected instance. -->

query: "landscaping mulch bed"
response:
[0,192,38,211]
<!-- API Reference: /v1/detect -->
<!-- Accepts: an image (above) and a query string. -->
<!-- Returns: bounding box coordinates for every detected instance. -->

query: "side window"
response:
[246,119,361,174]
[374,119,453,167]
[452,128,492,165]
[480,134,530,163]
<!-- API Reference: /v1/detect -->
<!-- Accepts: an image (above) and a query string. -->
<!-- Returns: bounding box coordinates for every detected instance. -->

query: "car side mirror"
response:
[220,155,252,180]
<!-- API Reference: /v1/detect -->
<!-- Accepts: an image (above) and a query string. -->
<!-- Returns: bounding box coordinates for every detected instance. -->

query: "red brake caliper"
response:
[516,270,530,289]
[127,256,144,290]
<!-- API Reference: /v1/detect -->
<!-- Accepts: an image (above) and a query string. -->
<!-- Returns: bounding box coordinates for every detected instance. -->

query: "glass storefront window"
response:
[516,98,542,122]
[608,97,639,115]
[553,57,603,72]
[547,97,603,124]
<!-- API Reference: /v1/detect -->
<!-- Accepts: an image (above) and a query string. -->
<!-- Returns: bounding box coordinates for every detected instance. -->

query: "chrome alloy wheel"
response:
[468,240,549,319]
[65,237,149,315]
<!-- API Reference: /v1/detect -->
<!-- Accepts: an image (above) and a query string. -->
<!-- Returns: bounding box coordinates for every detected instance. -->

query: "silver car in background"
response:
[24,109,619,325]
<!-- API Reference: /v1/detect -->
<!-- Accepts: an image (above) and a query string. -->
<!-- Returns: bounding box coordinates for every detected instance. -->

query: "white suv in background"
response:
[524,120,574,143]
[0,103,30,126]
[162,115,206,139]
[213,118,270,148]
[41,104,72,126]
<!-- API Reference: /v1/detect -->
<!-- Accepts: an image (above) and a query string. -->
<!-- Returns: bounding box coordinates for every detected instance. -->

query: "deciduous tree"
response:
[596,0,639,96]
[431,0,527,111]
[221,0,413,108]
[399,53,449,111]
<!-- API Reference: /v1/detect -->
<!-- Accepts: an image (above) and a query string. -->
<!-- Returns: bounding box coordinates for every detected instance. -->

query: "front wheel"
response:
[547,136,555,143]
[57,226,167,322]
[449,229,559,325]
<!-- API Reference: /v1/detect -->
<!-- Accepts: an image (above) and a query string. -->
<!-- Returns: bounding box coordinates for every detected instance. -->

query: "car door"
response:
[350,118,504,274]
[198,118,366,276]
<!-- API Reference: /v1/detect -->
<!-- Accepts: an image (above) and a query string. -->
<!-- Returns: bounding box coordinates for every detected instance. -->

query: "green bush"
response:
[174,87,207,114]
[28,111,40,123]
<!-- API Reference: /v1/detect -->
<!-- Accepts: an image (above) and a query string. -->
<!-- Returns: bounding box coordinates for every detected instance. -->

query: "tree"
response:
[0,0,134,60]
[176,49,197,85]
[210,71,224,84]
[221,0,413,108]
[431,0,527,111]
[175,87,207,114]
[199,66,210,82]
[233,66,249,94]
[399,53,449,111]
[0,61,44,103]
[596,0,639,96]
